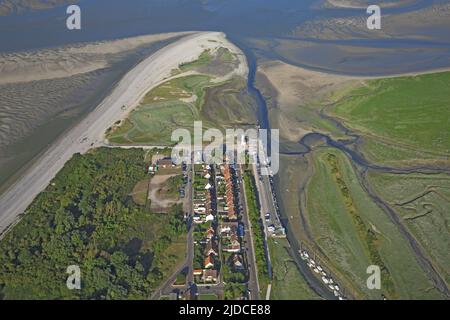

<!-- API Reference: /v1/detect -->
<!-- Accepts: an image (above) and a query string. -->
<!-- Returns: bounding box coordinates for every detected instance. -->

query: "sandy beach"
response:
[0,31,242,236]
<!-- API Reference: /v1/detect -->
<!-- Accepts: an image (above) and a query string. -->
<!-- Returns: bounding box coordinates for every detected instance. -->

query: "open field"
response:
[0,148,187,299]
[107,74,215,145]
[269,238,322,300]
[331,71,450,159]
[131,179,150,206]
[304,148,446,299]
[148,173,183,213]
[367,171,450,285]
[198,293,219,300]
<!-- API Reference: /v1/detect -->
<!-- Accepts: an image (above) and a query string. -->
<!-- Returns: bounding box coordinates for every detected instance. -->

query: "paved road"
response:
[0,31,234,237]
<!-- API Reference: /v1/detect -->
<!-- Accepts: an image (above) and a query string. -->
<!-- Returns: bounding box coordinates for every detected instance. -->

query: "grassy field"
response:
[367,171,450,285]
[359,137,449,166]
[131,179,150,205]
[269,238,322,300]
[108,75,211,145]
[108,75,256,145]
[179,49,213,72]
[331,71,450,161]
[304,147,446,299]
[107,46,256,145]
[198,293,218,300]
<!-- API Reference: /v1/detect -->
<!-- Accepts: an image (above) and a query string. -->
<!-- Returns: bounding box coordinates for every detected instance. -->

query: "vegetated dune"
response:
[0,0,76,16]
[293,2,450,42]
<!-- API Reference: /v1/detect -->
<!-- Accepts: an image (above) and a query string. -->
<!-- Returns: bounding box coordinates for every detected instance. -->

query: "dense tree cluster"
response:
[0,148,186,299]
[243,171,270,282]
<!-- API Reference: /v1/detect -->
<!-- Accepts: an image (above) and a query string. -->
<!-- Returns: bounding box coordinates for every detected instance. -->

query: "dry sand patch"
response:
[148,174,182,212]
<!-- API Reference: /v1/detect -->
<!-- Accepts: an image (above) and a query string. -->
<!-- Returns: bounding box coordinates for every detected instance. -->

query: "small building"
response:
[223,238,241,253]
[232,254,244,270]
[205,227,215,240]
[147,164,157,174]
[158,158,175,168]
[204,240,218,256]
[202,269,218,283]
[193,269,203,276]
[194,207,206,214]
[204,255,214,269]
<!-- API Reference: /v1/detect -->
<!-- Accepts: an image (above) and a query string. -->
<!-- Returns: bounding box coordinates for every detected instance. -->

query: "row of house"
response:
[216,164,247,274]
[216,164,238,221]
[193,165,214,224]
[193,164,219,284]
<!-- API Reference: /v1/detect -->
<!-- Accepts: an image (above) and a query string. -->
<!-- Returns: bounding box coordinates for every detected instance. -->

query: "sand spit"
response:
[0,31,247,236]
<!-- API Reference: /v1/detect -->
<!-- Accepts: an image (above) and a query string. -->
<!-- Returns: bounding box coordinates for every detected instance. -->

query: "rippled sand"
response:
[0,32,189,188]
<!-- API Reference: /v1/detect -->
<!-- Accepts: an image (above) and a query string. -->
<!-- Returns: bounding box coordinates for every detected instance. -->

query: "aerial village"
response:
[192,161,248,288]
